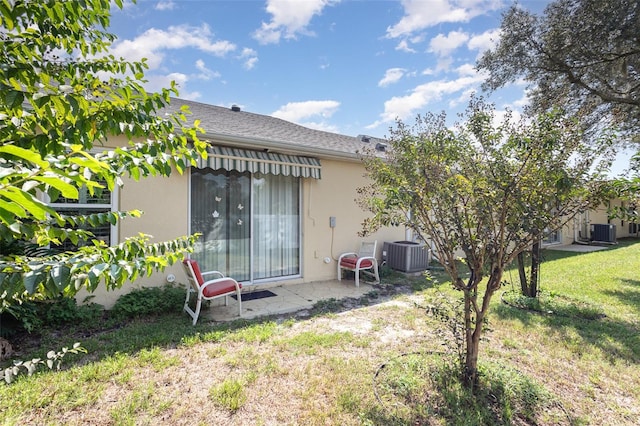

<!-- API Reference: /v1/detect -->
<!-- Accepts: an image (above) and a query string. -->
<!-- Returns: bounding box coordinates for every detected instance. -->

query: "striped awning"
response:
[196,145,322,179]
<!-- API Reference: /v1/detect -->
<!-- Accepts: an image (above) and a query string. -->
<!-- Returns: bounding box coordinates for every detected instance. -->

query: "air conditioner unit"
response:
[383,241,430,273]
[590,224,616,243]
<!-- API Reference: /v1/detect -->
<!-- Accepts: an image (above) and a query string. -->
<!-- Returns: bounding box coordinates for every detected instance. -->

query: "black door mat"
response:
[231,290,277,301]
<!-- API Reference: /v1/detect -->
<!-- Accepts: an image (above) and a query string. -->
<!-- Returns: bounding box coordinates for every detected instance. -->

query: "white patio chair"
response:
[337,240,380,287]
[182,259,242,325]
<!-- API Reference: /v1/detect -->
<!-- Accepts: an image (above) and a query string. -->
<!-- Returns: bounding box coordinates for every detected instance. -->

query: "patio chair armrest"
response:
[202,276,240,288]
[200,276,242,297]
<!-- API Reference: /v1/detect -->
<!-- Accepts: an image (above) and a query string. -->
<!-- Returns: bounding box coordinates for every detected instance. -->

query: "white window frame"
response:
[43,148,119,248]
[47,183,119,247]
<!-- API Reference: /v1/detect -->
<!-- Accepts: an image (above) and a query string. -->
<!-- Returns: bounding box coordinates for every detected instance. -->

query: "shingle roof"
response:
[162,98,386,160]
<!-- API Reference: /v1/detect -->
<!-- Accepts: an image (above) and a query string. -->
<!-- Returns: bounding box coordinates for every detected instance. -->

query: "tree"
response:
[0,0,208,314]
[359,98,612,387]
[477,0,640,145]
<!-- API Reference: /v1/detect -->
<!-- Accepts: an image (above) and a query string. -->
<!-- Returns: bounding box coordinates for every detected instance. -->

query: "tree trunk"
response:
[463,271,502,389]
[463,290,479,387]
[517,251,528,294]
[529,239,541,297]
[518,240,541,298]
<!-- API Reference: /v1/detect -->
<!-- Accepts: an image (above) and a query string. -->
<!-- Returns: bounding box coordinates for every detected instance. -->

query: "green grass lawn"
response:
[1,239,639,425]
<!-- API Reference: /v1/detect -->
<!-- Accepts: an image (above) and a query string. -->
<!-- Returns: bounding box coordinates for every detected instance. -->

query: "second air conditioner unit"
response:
[590,224,616,243]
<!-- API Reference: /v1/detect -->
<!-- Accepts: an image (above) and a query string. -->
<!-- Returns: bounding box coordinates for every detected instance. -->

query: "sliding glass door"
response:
[190,169,300,282]
[252,174,300,279]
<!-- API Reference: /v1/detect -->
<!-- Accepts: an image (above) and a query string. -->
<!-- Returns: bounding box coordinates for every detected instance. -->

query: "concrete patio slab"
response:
[546,244,612,253]
[201,279,376,322]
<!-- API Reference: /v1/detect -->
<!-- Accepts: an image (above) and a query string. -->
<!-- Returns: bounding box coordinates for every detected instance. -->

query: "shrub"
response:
[1,297,103,335]
[109,284,185,320]
[41,297,103,327]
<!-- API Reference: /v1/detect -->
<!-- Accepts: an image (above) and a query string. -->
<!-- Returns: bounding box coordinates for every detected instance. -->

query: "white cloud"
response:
[367,74,485,128]
[299,121,340,132]
[272,100,340,123]
[253,25,282,45]
[194,59,221,80]
[110,24,236,70]
[239,48,259,70]
[387,0,503,38]
[253,0,339,44]
[244,57,259,70]
[435,57,454,72]
[492,108,522,128]
[429,30,469,57]
[448,88,476,108]
[155,1,175,11]
[395,40,416,53]
[379,68,406,87]
[508,92,530,109]
[467,28,500,52]
[456,63,479,77]
[145,72,201,100]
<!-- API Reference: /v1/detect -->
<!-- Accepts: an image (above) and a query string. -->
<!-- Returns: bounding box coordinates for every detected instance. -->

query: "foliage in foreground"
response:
[2,342,86,384]
[0,0,207,312]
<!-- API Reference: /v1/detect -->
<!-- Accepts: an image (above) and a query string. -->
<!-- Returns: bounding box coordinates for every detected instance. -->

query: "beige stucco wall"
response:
[301,158,405,282]
[78,148,405,308]
[76,135,192,308]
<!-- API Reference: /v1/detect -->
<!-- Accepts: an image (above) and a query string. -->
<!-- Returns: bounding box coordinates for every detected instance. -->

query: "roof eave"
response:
[201,132,364,163]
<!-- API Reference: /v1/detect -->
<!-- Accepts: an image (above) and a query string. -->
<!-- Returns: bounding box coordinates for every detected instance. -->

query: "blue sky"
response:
[108,0,553,140]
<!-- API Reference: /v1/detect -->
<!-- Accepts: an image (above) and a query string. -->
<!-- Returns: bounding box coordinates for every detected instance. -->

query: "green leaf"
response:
[0,187,53,220]
[109,264,122,281]
[50,265,71,290]
[69,154,110,174]
[5,90,24,108]
[23,270,42,294]
[0,201,27,219]
[32,176,79,199]
[0,145,50,168]
[0,2,14,31]
[0,0,204,313]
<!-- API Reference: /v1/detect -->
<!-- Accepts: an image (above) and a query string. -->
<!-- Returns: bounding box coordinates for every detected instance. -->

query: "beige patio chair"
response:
[182,259,242,325]
[337,240,380,287]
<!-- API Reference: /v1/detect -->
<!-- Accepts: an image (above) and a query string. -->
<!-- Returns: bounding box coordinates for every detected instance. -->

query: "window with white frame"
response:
[48,182,117,252]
